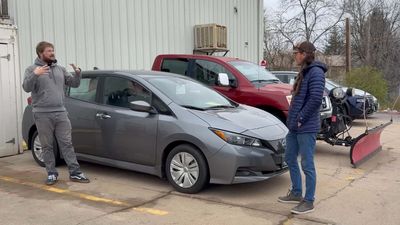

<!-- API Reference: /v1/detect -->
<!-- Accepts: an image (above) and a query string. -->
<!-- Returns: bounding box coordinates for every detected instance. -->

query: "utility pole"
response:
[345,17,351,73]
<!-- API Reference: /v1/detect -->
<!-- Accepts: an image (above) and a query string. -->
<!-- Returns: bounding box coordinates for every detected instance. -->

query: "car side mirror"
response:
[129,101,155,113]
[218,73,230,87]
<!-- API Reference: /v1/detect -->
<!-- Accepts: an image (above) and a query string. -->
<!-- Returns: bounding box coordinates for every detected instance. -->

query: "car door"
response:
[189,59,240,101]
[95,75,158,166]
[66,74,102,156]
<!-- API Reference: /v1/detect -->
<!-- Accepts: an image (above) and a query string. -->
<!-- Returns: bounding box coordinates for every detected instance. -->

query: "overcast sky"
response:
[264,0,280,12]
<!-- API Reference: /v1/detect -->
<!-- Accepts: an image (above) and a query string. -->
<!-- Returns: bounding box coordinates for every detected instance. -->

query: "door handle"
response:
[96,113,111,119]
[5,138,15,144]
[0,54,10,61]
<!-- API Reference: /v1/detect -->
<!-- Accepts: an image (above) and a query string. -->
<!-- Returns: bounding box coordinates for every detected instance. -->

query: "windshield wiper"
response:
[206,105,236,110]
[181,105,206,111]
[251,79,280,83]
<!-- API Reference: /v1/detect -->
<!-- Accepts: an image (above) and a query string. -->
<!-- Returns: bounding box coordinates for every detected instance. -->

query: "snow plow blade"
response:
[350,120,392,167]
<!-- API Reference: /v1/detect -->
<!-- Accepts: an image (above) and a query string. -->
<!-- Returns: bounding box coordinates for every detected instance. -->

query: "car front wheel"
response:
[165,144,209,194]
[31,130,61,167]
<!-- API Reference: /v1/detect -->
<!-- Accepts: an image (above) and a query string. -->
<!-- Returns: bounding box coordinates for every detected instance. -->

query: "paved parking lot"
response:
[1,112,399,225]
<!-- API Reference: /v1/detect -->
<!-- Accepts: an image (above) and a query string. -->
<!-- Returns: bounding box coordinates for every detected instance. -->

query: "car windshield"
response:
[147,76,236,110]
[325,79,341,91]
[228,61,280,83]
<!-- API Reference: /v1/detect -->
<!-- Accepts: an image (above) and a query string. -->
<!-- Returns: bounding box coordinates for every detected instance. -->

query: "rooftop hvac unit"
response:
[194,24,227,53]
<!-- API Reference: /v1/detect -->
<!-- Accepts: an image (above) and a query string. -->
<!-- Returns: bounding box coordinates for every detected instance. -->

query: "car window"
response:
[161,59,189,75]
[193,59,236,86]
[102,77,151,109]
[229,61,279,83]
[325,79,339,91]
[152,95,172,115]
[276,74,288,83]
[69,77,98,103]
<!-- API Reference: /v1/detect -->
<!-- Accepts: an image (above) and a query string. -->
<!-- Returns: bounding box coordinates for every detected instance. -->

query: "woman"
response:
[278,41,326,214]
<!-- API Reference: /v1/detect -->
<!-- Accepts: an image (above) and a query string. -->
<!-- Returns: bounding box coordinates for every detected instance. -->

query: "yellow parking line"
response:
[0,175,168,216]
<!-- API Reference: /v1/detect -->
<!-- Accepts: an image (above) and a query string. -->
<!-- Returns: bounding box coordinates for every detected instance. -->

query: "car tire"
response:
[165,144,209,194]
[31,130,61,167]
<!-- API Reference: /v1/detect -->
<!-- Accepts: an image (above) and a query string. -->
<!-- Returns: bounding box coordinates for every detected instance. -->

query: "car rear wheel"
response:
[31,130,61,167]
[166,144,209,194]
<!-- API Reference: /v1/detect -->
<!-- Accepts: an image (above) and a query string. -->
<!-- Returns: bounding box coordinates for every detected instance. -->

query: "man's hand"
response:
[69,64,81,74]
[33,66,49,76]
[298,122,302,128]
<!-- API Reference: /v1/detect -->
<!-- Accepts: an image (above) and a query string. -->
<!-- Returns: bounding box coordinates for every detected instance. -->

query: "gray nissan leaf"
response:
[22,70,288,193]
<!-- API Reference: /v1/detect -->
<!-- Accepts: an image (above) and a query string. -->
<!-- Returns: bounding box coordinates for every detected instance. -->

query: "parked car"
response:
[152,54,332,127]
[22,70,288,194]
[325,79,379,116]
[271,71,377,118]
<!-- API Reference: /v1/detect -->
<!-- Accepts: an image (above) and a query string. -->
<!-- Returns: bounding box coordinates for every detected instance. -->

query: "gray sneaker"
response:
[70,173,90,183]
[45,174,58,186]
[278,190,303,204]
[291,200,314,214]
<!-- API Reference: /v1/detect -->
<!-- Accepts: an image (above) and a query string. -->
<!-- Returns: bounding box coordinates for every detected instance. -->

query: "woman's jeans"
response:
[285,132,317,202]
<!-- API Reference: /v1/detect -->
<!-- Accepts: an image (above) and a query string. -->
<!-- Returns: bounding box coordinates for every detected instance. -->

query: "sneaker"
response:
[46,174,58,186]
[70,173,90,183]
[278,190,303,204]
[291,200,315,214]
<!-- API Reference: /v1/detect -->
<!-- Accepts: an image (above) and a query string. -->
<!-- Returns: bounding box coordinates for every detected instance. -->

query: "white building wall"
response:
[9,0,263,72]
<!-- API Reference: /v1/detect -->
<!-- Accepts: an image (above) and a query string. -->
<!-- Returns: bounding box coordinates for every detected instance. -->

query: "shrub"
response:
[344,66,388,106]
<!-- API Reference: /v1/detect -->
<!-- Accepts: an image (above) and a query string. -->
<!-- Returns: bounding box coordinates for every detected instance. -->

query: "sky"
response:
[264,0,280,13]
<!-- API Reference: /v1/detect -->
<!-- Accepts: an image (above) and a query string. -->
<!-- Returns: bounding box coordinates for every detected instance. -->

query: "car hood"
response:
[341,87,373,97]
[257,83,292,95]
[189,104,287,138]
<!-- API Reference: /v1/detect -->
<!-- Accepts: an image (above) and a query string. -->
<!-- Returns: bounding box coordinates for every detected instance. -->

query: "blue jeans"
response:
[285,132,317,202]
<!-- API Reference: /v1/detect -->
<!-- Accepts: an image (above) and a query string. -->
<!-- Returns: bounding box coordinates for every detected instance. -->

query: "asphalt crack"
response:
[76,191,172,225]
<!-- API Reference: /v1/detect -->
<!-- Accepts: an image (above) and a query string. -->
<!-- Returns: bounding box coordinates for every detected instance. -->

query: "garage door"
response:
[0,42,19,157]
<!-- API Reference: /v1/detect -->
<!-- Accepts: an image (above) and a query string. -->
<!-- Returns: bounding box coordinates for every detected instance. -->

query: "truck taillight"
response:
[27,97,32,105]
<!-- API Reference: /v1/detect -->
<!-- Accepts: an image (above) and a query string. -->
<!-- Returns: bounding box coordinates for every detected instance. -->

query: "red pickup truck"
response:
[152,54,332,123]
[152,54,292,122]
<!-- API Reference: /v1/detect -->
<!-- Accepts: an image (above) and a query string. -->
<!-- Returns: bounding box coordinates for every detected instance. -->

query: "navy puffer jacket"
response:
[287,61,327,133]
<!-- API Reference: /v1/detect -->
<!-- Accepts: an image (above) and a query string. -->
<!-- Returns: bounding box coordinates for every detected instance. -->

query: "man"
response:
[278,41,326,214]
[22,41,90,185]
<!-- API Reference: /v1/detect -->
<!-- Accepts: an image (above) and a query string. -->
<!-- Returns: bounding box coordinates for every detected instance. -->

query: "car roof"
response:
[81,70,187,79]
[156,54,244,63]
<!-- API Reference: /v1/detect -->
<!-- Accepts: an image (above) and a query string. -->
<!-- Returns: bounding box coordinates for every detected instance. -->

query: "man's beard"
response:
[42,55,55,63]
[42,55,57,66]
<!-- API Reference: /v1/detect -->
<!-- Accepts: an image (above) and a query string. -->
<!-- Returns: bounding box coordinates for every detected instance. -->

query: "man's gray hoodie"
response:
[22,58,81,113]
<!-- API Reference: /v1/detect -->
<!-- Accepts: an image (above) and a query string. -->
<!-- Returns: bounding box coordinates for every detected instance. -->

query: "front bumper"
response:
[207,144,288,184]
[320,109,332,120]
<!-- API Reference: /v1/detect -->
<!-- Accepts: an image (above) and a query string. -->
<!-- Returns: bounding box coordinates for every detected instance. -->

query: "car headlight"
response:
[210,128,262,147]
[330,87,345,99]
[286,95,292,105]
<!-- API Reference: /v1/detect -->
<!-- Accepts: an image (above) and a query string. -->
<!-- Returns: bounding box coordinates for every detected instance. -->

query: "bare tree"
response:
[264,15,294,69]
[347,0,400,99]
[273,0,345,46]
